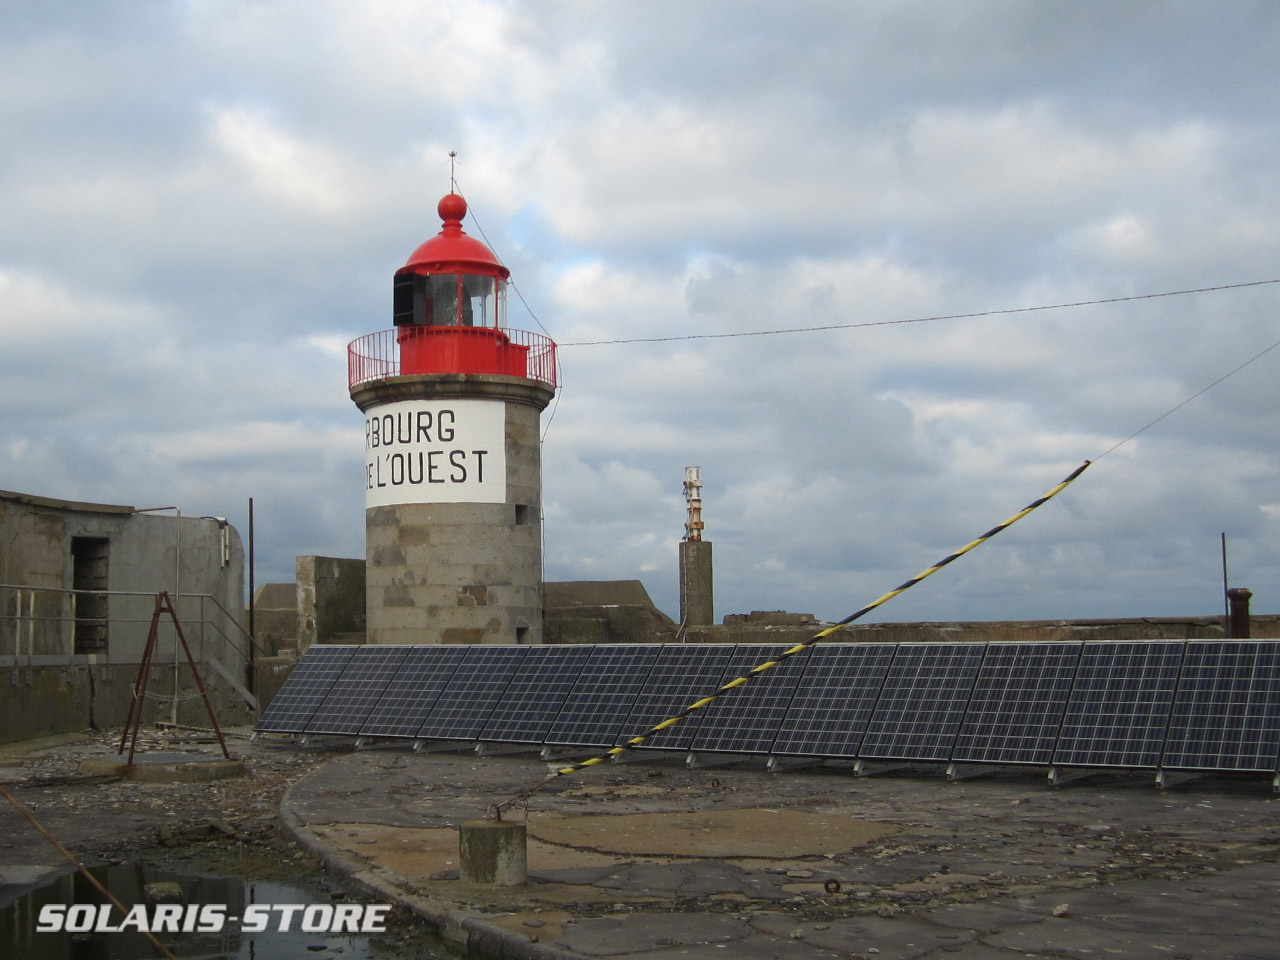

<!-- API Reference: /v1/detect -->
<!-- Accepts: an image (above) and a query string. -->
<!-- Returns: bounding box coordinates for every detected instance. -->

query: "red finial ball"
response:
[438,193,467,224]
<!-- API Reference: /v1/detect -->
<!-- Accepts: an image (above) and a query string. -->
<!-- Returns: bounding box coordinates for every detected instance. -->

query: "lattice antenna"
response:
[684,466,703,542]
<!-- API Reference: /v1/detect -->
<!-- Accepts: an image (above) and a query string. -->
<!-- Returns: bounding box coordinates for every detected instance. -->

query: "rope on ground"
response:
[141,690,205,702]
[0,784,179,960]
[490,459,1091,817]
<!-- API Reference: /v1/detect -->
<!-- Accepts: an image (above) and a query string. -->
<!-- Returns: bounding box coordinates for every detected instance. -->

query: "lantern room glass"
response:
[423,274,508,328]
[461,274,493,328]
[426,274,457,326]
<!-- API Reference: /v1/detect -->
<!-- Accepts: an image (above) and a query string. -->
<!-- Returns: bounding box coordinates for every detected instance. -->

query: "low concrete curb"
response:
[78,756,246,783]
[277,779,588,960]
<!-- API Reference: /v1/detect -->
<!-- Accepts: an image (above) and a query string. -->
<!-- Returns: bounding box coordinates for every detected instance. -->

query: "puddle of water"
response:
[1,861,455,959]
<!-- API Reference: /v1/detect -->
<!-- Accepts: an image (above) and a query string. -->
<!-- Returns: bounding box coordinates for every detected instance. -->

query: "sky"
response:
[1,1,1278,625]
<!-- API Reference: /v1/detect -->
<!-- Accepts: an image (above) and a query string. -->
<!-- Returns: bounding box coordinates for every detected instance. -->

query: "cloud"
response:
[1,1,1278,618]
[207,106,358,214]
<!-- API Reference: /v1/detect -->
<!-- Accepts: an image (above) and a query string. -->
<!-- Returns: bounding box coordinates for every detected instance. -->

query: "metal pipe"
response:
[248,497,256,693]
[1227,587,1253,639]
[1221,532,1230,621]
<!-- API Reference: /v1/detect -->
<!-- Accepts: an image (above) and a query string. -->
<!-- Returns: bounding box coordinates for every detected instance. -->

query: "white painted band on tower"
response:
[364,398,506,508]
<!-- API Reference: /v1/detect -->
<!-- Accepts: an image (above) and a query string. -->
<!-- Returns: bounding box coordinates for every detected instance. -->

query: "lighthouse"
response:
[347,193,557,644]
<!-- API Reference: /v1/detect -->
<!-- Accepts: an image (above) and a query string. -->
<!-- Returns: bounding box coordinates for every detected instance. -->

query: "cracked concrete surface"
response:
[279,747,1280,959]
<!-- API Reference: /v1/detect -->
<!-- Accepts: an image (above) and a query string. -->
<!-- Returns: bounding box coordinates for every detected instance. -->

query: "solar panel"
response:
[258,637,1280,782]
[951,642,1083,765]
[304,646,412,735]
[617,644,736,751]
[770,643,896,758]
[544,644,662,747]
[415,645,530,741]
[859,643,985,761]
[1053,641,1185,768]
[255,644,358,734]
[480,645,593,743]
[359,645,468,738]
[691,644,805,754]
[1161,640,1280,773]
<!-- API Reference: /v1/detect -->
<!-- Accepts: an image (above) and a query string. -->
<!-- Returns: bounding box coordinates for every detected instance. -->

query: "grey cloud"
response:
[1,1,1277,622]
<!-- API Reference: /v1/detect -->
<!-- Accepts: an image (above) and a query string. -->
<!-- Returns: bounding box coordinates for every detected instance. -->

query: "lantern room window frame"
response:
[394,271,508,330]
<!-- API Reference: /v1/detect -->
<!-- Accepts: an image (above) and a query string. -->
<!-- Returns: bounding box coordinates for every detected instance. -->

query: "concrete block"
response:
[371,544,406,566]
[396,525,433,544]
[382,584,415,606]
[459,820,528,886]
[457,585,489,607]
[366,506,400,527]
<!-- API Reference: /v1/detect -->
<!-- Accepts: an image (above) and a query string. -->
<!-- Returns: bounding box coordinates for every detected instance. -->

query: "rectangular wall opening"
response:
[71,536,109,654]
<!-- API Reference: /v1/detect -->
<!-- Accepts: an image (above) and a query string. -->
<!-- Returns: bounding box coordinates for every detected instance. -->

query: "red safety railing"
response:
[348,327,558,391]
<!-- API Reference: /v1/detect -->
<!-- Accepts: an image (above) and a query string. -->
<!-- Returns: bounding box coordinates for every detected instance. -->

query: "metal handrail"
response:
[196,592,266,658]
[348,326,558,390]
[0,583,259,664]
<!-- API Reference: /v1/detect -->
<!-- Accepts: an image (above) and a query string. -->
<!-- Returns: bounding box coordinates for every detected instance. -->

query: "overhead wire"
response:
[449,181,1279,448]
[1093,333,1280,462]
[559,279,1280,347]
[454,178,564,441]
[445,156,1278,352]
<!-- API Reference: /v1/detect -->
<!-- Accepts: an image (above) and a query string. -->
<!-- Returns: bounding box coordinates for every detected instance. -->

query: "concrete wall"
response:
[679,540,714,627]
[0,489,249,744]
[544,580,678,645]
[686,611,1280,646]
[249,582,299,657]
[296,556,366,651]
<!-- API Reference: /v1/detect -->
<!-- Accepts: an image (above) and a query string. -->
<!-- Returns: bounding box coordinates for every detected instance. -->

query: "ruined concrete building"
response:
[1,488,252,743]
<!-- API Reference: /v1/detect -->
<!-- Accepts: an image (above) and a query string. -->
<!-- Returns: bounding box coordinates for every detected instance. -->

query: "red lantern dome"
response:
[393,193,510,331]
[347,193,557,390]
[398,193,510,282]
[391,194,528,378]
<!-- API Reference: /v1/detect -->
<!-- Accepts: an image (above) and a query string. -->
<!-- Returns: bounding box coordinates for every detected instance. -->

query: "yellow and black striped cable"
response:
[498,459,1091,809]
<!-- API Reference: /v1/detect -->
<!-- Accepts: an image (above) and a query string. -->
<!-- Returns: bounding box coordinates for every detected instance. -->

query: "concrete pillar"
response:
[680,539,714,627]
[459,820,527,886]
[353,375,553,645]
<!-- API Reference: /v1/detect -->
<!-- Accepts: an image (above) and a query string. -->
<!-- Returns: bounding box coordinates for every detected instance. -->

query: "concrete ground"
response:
[278,746,1280,960]
[4,731,1280,959]
[0,729,324,900]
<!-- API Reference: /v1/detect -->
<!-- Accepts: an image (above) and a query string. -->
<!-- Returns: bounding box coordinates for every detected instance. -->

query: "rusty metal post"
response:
[1227,587,1253,639]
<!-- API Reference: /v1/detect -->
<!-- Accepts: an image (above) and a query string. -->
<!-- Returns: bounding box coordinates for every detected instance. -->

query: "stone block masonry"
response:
[353,375,553,645]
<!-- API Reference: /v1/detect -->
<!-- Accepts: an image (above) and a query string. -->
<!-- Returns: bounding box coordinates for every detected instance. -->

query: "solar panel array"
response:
[255,639,1280,777]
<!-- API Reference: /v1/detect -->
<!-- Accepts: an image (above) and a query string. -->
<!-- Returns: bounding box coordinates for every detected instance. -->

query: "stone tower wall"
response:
[352,374,552,645]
